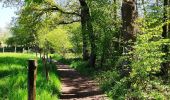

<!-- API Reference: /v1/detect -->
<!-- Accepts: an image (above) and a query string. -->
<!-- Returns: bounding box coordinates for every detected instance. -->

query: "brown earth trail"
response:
[55,62,108,100]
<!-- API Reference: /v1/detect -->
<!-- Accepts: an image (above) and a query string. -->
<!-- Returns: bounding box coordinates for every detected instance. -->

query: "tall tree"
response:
[79,0,89,61]
[122,0,137,41]
[121,0,137,76]
[161,0,170,79]
[169,0,170,36]
[79,0,96,67]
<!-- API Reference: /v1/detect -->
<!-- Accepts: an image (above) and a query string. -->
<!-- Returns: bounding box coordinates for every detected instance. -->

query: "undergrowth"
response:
[52,52,170,100]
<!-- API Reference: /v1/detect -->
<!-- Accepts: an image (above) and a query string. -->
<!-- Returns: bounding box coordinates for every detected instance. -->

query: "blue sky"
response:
[0,3,17,31]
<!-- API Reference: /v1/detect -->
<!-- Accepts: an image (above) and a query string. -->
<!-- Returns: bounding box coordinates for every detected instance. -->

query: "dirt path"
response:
[55,62,108,100]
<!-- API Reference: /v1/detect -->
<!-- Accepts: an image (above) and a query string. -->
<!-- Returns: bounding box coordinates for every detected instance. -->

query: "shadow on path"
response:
[56,63,107,100]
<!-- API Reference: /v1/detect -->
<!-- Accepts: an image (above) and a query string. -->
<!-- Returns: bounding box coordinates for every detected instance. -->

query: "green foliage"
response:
[88,0,122,69]
[125,16,170,99]
[67,23,82,55]
[25,0,43,4]
[8,3,41,47]
[37,25,73,55]
[96,70,120,92]
[47,27,72,55]
[70,60,93,76]
[3,0,170,100]
[90,4,170,99]
[131,17,165,78]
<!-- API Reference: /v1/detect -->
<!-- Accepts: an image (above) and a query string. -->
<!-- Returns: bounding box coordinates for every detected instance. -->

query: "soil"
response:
[55,62,108,100]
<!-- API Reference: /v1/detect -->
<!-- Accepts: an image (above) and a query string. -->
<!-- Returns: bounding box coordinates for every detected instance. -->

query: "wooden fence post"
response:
[28,60,37,100]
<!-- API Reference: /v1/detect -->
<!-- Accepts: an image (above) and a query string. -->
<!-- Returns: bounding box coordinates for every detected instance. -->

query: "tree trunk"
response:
[156,0,159,6]
[122,0,137,42]
[14,46,17,53]
[100,33,107,68]
[142,0,147,16]
[27,47,29,53]
[113,0,117,20]
[35,45,38,57]
[80,0,89,61]
[40,52,41,58]
[87,12,96,68]
[79,0,96,67]
[161,0,169,80]
[168,0,170,34]
[23,48,25,53]
[121,0,137,76]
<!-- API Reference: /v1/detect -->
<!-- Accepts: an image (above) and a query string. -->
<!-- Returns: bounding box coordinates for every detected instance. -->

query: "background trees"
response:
[2,0,170,99]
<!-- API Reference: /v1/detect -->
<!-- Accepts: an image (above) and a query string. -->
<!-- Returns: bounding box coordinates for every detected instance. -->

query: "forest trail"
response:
[55,62,107,100]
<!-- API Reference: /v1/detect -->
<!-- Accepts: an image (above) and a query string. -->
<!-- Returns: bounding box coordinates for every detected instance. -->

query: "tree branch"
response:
[58,19,81,25]
[44,6,80,16]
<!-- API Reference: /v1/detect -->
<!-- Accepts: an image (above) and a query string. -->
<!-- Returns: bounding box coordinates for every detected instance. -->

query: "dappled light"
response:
[0,0,170,100]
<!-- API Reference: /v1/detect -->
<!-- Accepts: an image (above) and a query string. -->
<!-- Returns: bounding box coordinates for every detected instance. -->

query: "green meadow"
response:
[0,53,61,100]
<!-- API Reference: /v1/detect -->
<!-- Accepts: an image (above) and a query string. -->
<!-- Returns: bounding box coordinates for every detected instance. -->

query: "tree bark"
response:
[168,0,170,31]
[79,0,96,67]
[14,46,17,53]
[156,0,159,6]
[23,48,25,53]
[87,12,96,68]
[79,0,89,61]
[161,0,169,80]
[122,0,137,42]
[113,0,117,20]
[121,0,137,76]
[35,45,38,57]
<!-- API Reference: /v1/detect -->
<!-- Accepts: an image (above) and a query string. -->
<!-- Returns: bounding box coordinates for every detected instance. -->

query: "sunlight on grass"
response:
[0,53,61,100]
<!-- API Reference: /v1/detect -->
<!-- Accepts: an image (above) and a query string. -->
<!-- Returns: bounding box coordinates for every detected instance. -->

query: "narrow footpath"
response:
[55,62,107,100]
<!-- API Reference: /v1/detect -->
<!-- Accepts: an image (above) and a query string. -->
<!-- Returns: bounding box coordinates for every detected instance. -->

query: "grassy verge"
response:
[0,53,61,100]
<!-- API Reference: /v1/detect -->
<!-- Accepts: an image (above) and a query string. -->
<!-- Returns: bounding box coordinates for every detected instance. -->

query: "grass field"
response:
[0,53,61,100]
